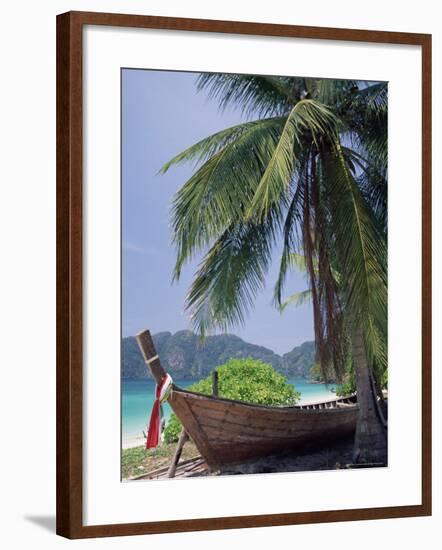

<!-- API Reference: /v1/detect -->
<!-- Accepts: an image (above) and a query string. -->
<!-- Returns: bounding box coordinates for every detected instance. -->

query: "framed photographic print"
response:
[56,11,432,539]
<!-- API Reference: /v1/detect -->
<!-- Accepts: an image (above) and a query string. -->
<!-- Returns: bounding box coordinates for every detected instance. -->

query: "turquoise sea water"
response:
[122,378,337,444]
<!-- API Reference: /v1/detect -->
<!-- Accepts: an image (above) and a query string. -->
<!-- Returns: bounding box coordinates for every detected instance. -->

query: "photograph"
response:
[120,69,389,482]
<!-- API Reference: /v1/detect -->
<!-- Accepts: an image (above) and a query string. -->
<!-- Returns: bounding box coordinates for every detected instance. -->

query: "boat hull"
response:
[168,388,358,470]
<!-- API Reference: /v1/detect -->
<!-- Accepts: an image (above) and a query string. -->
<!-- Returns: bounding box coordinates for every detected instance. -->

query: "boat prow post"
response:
[136,329,168,385]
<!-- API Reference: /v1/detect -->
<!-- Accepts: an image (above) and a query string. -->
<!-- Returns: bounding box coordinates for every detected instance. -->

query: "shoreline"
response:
[122,380,339,449]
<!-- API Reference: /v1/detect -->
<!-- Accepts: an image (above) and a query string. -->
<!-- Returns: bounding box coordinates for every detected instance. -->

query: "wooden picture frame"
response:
[56,11,432,539]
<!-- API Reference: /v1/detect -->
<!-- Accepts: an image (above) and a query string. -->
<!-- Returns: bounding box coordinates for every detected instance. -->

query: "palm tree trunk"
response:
[352,328,387,464]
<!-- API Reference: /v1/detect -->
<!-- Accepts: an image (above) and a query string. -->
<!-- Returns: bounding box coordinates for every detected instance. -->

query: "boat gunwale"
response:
[170,384,358,414]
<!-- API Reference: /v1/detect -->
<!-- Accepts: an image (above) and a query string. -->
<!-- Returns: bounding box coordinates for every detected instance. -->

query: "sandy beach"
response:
[123,436,145,449]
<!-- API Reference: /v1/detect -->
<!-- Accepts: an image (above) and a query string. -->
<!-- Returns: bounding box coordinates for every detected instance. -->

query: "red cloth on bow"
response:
[146,377,166,449]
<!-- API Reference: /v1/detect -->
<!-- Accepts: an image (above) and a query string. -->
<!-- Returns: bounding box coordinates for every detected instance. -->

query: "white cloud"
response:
[123,242,158,256]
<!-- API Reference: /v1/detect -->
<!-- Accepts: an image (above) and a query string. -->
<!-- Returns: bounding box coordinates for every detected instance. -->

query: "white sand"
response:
[122,436,145,449]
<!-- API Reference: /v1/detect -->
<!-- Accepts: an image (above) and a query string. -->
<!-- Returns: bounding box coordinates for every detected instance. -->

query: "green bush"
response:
[335,360,388,397]
[335,376,356,397]
[163,357,300,443]
[163,412,182,443]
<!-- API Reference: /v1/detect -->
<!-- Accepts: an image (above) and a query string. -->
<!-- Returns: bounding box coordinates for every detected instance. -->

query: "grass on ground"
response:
[122,441,200,480]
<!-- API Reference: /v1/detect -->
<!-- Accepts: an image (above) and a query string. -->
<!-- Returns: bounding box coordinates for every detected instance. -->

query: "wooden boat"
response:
[136,330,358,471]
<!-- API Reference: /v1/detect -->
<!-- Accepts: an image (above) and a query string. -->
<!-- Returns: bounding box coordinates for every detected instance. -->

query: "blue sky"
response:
[122,69,314,354]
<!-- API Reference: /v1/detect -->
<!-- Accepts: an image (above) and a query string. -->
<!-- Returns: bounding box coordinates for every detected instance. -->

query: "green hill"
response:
[282,341,316,378]
[122,330,315,380]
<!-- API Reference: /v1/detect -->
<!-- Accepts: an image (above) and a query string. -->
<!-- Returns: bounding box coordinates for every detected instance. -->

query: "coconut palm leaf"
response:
[278,289,312,312]
[304,78,358,107]
[274,249,319,310]
[271,148,311,306]
[163,117,286,278]
[196,73,300,117]
[347,82,388,173]
[246,99,339,222]
[323,142,387,371]
[340,145,387,231]
[288,252,319,272]
[159,117,283,173]
[353,82,388,119]
[185,217,278,336]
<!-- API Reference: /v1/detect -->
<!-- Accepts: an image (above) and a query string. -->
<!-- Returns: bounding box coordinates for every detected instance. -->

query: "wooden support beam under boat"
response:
[167,429,189,478]
[169,370,220,478]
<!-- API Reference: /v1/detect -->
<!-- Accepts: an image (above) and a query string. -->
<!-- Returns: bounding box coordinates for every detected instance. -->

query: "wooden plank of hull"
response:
[169,388,358,468]
[170,390,220,470]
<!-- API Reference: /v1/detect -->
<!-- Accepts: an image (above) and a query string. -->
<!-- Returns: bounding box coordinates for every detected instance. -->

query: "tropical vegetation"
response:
[122,440,200,480]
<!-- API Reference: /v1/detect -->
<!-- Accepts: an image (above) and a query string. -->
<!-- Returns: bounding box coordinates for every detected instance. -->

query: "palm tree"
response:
[160,74,388,463]
[279,252,388,463]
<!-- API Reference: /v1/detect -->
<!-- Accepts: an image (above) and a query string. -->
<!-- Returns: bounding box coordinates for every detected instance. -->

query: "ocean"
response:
[122,378,337,446]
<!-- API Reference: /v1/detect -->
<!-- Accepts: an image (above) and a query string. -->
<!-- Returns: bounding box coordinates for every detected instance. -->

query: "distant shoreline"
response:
[122,332,316,381]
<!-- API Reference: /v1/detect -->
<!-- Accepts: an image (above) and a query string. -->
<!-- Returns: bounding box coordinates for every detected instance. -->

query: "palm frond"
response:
[159,117,282,173]
[278,289,312,312]
[353,82,388,119]
[323,142,388,371]
[196,73,301,118]
[305,78,358,106]
[341,145,387,231]
[287,252,318,272]
[169,118,286,278]
[247,99,339,222]
[273,171,306,307]
[185,217,277,336]
[345,82,388,173]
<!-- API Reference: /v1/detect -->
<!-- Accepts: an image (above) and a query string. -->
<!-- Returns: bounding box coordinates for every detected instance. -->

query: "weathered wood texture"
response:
[169,389,358,468]
[136,329,167,384]
[167,430,190,478]
[352,329,387,463]
[132,456,207,481]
